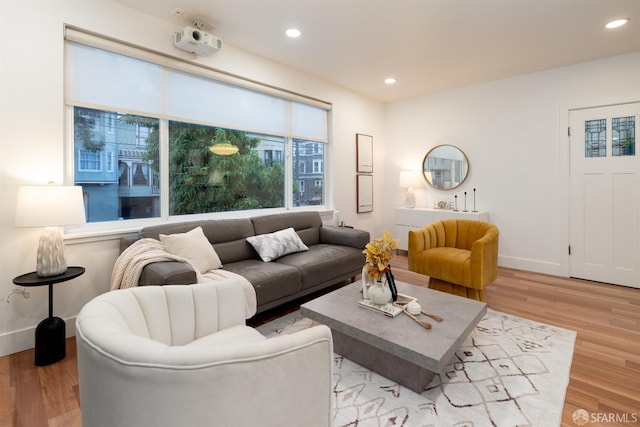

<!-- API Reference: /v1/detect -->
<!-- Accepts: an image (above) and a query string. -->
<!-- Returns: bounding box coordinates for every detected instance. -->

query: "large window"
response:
[65,31,329,223]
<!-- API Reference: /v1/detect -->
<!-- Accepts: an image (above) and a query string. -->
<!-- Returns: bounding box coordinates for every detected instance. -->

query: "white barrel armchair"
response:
[76,279,333,427]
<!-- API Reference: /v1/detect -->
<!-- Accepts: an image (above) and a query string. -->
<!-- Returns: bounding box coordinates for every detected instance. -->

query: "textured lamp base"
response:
[405,190,416,208]
[36,226,67,277]
[34,316,66,366]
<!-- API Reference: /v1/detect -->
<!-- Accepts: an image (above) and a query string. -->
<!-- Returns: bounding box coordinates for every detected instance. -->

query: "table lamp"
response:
[399,170,421,208]
[15,185,86,277]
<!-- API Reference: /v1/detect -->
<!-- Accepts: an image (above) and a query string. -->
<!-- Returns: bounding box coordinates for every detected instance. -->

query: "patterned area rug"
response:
[257,308,576,427]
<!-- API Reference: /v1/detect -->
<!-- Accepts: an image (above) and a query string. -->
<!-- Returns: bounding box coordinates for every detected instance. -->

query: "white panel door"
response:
[569,102,640,288]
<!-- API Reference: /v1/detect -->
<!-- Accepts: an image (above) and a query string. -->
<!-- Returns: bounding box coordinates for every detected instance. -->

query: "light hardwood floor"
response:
[2,256,639,427]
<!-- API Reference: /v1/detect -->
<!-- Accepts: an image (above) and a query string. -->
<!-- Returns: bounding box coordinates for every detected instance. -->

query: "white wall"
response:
[384,52,640,275]
[0,0,385,356]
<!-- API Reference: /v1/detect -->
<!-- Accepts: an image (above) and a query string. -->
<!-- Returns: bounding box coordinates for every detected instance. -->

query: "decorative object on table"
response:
[402,308,432,329]
[406,300,421,315]
[453,194,458,211]
[392,295,443,322]
[361,264,373,299]
[421,309,444,322]
[399,170,421,208]
[362,230,398,305]
[385,267,398,301]
[14,184,86,277]
[367,283,393,306]
[13,266,85,365]
[463,191,468,212]
[363,230,398,279]
[358,298,401,317]
[358,293,416,317]
[392,296,442,329]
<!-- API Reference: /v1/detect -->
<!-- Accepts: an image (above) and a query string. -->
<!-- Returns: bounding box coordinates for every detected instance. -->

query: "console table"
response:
[13,266,85,366]
[395,207,489,250]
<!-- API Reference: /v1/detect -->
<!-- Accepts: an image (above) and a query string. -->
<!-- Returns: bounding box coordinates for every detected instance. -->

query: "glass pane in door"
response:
[585,119,606,158]
[612,116,635,156]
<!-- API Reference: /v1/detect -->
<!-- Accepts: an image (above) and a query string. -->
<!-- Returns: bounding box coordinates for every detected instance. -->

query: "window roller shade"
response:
[65,26,329,141]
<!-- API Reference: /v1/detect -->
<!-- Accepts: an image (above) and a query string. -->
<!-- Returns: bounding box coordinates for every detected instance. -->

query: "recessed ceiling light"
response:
[170,8,184,17]
[605,18,629,29]
[285,28,302,38]
[384,77,397,85]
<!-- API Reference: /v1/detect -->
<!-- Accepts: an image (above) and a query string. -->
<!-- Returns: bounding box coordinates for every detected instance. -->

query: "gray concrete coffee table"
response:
[300,280,487,393]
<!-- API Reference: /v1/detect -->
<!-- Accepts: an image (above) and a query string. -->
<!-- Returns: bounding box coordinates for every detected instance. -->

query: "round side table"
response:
[13,266,85,366]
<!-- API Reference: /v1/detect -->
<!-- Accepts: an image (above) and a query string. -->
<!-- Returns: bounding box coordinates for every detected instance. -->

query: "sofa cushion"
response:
[139,218,257,265]
[277,244,365,289]
[140,220,216,240]
[160,226,222,273]
[246,227,309,262]
[222,260,302,305]
[251,212,322,246]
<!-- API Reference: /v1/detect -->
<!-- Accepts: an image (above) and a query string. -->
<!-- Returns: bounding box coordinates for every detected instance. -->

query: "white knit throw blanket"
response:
[111,238,257,318]
[110,238,187,290]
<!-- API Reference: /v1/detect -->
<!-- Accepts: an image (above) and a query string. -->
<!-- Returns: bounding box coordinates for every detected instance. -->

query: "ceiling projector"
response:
[174,26,222,55]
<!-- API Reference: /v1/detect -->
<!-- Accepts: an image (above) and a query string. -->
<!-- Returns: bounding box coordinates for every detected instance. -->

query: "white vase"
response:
[368,280,392,306]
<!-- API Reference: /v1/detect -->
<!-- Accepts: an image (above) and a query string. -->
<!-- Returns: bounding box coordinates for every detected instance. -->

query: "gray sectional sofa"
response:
[120,211,370,314]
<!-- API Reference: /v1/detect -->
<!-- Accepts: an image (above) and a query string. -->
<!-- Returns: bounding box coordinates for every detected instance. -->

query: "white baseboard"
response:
[0,316,77,358]
[498,255,564,277]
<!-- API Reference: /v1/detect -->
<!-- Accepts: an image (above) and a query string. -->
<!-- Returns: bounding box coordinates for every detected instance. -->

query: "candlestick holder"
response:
[453,195,458,211]
[463,191,468,212]
[472,188,478,212]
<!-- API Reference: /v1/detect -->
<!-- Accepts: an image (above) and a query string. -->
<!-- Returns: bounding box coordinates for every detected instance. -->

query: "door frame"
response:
[559,95,640,279]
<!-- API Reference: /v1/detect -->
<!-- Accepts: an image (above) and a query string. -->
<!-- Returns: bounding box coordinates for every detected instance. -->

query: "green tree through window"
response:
[130,117,285,214]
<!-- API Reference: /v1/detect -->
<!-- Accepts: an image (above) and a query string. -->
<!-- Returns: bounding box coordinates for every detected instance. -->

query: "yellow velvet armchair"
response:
[408,219,499,302]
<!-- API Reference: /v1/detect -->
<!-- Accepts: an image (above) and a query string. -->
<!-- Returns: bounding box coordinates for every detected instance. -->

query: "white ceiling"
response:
[115,0,640,103]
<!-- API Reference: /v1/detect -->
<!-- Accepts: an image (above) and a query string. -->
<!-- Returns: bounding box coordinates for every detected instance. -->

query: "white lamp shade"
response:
[399,170,422,188]
[15,185,86,227]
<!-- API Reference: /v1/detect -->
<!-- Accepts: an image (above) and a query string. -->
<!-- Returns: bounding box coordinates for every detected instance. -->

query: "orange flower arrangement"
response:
[363,230,398,280]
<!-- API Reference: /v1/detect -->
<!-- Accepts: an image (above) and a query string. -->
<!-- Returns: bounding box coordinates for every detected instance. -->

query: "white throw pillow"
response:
[160,226,222,273]
[246,227,309,262]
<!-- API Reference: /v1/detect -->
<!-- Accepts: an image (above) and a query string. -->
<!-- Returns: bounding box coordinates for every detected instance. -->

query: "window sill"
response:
[64,207,335,245]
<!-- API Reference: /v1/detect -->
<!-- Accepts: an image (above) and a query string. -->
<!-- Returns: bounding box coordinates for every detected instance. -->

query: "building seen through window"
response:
[74,107,159,222]
[293,139,324,206]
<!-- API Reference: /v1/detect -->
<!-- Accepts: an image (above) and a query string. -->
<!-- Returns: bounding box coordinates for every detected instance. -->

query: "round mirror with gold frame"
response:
[422,145,469,190]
